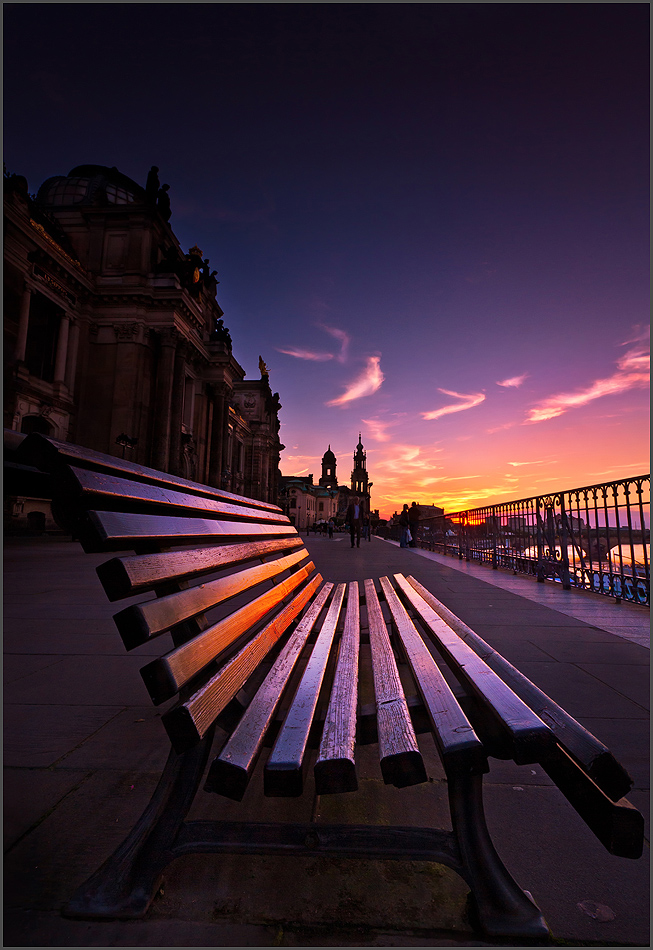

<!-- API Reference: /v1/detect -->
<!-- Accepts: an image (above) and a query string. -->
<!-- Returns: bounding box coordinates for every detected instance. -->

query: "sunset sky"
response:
[4,4,649,518]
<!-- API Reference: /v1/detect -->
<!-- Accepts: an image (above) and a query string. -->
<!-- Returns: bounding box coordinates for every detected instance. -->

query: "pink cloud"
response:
[318,324,350,363]
[326,356,384,407]
[422,389,486,421]
[276,346,334,361]
[525,344,650,424]
[497,373,528,388]
[360,414,406,442]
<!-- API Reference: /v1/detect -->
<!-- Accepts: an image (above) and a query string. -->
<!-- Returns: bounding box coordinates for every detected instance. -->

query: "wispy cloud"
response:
[507,460,550,467]
[276,347,334,361]
[277,324,350,364]
[422,389,485,421]
[497,373,528,388]
[361,414,406,442]
[319,324,350,363]
[525,343,650,424]
[326,355,384,407]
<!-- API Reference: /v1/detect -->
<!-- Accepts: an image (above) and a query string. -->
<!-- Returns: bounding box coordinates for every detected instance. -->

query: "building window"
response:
[20,415,53,436]
[290,498,297,508]
[182,377,195,431]
[105,183,136,205]
[24,292,62,383]
[319,502,324,511]
[45,178,89,205]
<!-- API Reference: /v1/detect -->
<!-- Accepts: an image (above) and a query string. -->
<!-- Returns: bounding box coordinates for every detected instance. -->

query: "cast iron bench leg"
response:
[63,730,214,919]
[448,770,549,937]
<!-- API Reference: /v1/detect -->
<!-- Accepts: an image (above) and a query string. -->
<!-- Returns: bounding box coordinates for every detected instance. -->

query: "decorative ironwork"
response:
[393,475,650,607]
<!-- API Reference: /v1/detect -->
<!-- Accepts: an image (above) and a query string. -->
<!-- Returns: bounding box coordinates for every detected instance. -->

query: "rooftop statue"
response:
[145,166,160,207]
[157,184,171,221]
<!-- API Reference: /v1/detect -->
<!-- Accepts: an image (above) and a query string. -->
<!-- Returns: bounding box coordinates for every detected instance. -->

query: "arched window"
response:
[20,415,54,436]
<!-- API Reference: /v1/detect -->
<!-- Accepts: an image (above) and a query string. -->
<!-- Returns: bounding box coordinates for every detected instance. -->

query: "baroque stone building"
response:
[279,437,377,530]
[3,164,283,503]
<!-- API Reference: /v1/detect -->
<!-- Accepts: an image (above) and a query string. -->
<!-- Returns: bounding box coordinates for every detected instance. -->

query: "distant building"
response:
[279,437,374,529]
[3,164,283,514]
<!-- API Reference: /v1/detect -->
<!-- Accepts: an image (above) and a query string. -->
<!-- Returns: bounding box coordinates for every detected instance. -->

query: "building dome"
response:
[36,165,145,208]
[322,445,336,463]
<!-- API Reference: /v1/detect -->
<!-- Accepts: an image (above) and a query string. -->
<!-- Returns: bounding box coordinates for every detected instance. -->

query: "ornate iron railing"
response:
[382,475,650,607]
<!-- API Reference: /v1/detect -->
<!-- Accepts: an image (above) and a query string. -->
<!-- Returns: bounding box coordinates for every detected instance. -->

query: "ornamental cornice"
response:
[28,219,87,275]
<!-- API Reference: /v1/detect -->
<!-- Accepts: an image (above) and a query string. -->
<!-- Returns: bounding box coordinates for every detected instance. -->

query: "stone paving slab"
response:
[3,536,650,947]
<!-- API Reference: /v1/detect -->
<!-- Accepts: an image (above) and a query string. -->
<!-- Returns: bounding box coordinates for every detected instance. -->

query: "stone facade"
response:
[3,165,283,505]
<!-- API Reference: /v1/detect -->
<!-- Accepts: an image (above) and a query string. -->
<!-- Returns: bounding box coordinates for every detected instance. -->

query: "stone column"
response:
[208,382,228,489]
[64,319,80,392]
[168,340,187,477]
[53,313,70,383]
[151,328,178,472]
[14,285,33,362]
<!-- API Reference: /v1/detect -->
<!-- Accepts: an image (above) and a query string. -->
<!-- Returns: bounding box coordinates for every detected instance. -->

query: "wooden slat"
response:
[62,467,290,525]
[379,577,487,777]
[314,582,361,794]
[542,745,644,858]
[160,573,324,752]
[404,574,633,800]
[96,537,306,601]
[80,510,297,553]
[364,578,427,788]
[114,549,310,649]
[17,432,282,513]
[205,583,334,800]
[394,574,555,765]
[264,584,347,796]
[140,563,316,703]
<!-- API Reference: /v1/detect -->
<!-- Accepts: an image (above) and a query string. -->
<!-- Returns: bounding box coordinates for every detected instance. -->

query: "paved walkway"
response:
[4,535,650,947]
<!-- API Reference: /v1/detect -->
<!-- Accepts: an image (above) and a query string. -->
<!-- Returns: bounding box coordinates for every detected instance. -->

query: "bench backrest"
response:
[17,433,322,753]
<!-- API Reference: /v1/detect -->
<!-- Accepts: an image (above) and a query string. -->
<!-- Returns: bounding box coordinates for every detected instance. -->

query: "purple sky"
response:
[4,4,649,517]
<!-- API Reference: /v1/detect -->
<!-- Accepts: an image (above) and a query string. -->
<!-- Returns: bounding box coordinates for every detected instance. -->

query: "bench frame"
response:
[16,433,644,939]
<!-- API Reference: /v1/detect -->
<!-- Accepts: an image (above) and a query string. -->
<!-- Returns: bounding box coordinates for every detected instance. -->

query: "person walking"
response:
[408,502,420,547]
[399,504,411,548]
[346,496,363,548]
[328,518,334,539]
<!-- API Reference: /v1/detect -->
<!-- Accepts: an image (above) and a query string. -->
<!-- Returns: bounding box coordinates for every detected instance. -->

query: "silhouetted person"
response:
[399,504,410,548]
[346,496,363,548]
[408,502,420,547]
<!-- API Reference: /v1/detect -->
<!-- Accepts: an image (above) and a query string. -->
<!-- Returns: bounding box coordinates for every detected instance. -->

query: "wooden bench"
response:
[16,433,645,939]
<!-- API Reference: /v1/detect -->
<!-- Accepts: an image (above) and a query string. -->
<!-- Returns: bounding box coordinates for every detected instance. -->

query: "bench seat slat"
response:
[114,549,311,649]
[314,581,361,795]
[542,745,644,858]
[97,537,306,601]
[81,510,298,552]
[64,467,290,525]
[264,584,347,796]
[404,575,634,801]
[205,583,335,801]
[380,577,488,777]
[162,574,324,753]
[140,563,317,703]
[364,579,427,789]
[18,432,282,513]
[395,574,555,766]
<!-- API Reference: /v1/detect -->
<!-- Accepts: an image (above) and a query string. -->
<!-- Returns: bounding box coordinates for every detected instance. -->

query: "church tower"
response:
[319,445,338,489]
[350,433,369,497]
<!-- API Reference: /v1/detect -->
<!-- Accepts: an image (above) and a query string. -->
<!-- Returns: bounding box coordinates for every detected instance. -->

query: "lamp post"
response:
[115,433,138,459]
